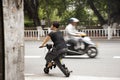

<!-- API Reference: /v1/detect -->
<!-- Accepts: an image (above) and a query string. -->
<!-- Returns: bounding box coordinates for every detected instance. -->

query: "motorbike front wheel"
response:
[86,47,98,58]
[44,67,49,74]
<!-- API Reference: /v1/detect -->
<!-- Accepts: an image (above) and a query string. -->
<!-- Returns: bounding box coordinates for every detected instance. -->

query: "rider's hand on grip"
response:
[81,33,86,37]
[39,46,44,48]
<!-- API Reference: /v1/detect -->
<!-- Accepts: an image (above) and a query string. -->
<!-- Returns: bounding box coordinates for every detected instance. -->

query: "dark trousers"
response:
[45,48,67,62]
[67,39,77,47]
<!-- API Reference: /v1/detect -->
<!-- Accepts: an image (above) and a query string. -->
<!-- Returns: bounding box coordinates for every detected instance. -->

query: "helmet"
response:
[69,18,79,23]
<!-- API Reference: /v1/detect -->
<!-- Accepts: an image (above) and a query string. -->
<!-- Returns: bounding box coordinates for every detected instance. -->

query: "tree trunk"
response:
[0,0,4,80]
[87,0,106,25]
[3,0,24,80]
[24,0,40,27]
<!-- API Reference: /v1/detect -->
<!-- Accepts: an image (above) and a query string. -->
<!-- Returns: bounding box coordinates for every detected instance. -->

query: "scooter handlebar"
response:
[39,46,46,48]
[39,44,53,50]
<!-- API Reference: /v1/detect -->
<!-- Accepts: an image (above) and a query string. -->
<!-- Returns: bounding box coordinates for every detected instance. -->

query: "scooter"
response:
[66,35,98,58]
[40,44,71,77]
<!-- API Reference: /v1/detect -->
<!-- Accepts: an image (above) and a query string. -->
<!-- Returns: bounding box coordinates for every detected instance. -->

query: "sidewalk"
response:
[25,75,120,80]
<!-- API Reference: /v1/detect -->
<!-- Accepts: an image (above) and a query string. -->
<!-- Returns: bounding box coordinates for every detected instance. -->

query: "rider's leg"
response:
[67,39,77,49]
[73,37,82,49]
[45,52,54,68]
[54,56,70,77]
[45,49,58,68]
[58,57,66,68]
[57,49,68,69]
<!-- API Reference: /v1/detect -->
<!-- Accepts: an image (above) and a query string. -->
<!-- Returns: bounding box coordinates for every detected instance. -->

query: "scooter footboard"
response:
[67,49,84,55]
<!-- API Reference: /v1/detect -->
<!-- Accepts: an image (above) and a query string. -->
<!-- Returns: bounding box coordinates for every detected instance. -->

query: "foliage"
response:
[24,0,120,28]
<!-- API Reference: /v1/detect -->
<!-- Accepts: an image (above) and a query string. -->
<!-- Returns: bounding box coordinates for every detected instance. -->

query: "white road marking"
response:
[25,74,120,80]
[24,56,41,59]
[25,73,36,76]
[25,55,88,59]
[24,55,120,59]
[113,56,120,59]
[65,55,88,58]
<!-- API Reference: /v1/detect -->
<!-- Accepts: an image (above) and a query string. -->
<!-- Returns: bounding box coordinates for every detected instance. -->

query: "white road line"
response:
[113,56,120,59]
[25,55,88,59]
[25,74,120,80]
[65,55,88,58]
[25,73,36,76]
[24,56,41,59]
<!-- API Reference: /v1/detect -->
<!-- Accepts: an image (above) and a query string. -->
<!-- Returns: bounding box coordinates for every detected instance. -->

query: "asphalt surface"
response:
[24,39,120,80]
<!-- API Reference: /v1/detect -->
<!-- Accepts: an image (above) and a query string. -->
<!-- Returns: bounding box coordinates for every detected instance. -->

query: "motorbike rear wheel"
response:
[86,47,98,58]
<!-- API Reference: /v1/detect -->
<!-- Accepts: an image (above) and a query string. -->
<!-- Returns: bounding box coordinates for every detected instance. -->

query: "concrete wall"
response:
[3,0,24,80]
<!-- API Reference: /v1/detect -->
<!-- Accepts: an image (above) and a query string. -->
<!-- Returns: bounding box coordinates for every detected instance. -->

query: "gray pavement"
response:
[25,39,120,80]
[25,75,120,80]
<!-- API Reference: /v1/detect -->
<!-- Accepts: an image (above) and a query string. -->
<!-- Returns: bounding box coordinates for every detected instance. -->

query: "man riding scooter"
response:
[65,18,98,58]
[65,18,86,49]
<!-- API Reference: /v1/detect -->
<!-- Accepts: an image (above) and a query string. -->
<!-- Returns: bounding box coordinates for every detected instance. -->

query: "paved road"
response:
[25,39,120,80]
